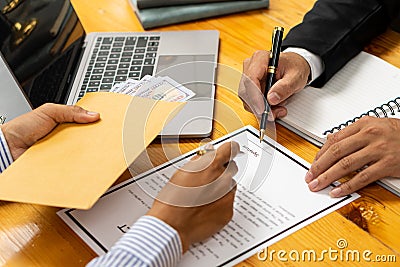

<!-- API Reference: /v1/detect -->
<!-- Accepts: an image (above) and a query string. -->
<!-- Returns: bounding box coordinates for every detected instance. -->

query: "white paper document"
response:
[58,126,359,266]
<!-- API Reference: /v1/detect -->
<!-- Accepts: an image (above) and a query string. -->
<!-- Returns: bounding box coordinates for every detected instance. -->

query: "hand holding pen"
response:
[259,26,284,142]
[239,43,311,125]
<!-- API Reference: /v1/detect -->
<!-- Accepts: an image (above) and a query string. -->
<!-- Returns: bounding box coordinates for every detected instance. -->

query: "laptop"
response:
[1,3,218,137]
[0,52,32,124]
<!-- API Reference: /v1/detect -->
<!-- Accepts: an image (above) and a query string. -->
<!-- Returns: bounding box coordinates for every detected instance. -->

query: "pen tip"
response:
[259,130,265,143]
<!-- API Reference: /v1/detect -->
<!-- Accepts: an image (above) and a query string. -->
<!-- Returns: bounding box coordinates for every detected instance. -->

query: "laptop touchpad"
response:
[155,55,216,101]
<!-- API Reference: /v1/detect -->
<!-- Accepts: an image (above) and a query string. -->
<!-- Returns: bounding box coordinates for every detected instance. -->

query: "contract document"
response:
[58,126,359,266]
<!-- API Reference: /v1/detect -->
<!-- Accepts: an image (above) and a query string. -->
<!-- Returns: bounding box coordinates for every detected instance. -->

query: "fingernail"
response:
[305,171,313,183]
[276,109,286,118]
[268,92,280,105]
[308,179,319,190]
[86,111,99,116]
[330,187,342,198]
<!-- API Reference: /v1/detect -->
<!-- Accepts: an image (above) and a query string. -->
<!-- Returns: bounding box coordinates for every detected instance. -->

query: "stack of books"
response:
[130,0,269,29]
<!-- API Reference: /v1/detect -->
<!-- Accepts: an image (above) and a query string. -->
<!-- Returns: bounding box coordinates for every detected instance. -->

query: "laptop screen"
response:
[0,52,32,122]
[0,2,85,105]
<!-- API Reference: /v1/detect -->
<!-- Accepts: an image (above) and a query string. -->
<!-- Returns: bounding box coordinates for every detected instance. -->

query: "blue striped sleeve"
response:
[87,215,183,267]
[0,128,13,173]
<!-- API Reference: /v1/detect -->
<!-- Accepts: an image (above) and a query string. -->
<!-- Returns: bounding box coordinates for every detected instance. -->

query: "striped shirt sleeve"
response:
[87,215,182,267]
[0,128,13,173]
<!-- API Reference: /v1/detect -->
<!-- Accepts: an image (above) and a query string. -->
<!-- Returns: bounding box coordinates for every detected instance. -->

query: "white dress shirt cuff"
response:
[0,128,13,173]
[87,215,182,267]
[284,47,324,84]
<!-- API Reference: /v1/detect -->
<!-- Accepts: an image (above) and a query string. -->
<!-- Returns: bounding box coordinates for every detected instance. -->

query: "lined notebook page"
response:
[279,52,400,143]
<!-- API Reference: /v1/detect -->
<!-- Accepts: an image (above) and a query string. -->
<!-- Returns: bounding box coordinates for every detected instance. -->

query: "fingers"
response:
[205,170,237,204]
[266,79,295,105]
[245,50,270,90]
[239,51,310,118]
[157,141,234,207]
[306,119,367,187]
[224,160,239,179]
[270,106,287,120]
[307,117,375,190]
[217,183,237,221]
[308,147,374,192]
[307,117,400,197]
[36,103,100,124]
[215,141,240,164]
[329,164,385,197]
[239,75,265,115]
[307,127,369,193]
[315,119,364,161]
[266,52,310,105]
[181,142,239,186]
[160,171,236,207]
[239,50,270,114]
[243,57,250,73]
[307,132,367,183]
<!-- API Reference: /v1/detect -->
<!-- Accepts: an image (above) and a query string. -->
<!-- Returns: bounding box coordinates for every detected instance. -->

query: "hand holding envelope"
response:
[0,92,185,209]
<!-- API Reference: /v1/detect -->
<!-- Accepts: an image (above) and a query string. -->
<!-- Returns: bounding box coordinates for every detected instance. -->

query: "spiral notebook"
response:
[278,51,400,196]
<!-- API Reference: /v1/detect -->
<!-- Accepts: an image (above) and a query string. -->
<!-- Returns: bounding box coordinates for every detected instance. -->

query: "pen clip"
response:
[270,30,276,58]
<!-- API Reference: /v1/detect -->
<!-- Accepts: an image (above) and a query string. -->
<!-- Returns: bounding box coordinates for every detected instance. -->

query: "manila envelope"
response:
[0,92,185,209]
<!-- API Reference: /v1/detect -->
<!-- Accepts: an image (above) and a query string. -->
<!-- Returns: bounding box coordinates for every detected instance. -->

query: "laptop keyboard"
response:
[28,35,160,107]
[78,36,160,101]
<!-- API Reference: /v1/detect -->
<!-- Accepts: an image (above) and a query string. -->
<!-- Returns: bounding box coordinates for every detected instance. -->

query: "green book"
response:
[130,0,269,29]
[137,0,239,9]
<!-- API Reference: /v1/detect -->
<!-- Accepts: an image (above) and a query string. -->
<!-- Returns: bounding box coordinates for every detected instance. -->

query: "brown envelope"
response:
[0,92,185,209]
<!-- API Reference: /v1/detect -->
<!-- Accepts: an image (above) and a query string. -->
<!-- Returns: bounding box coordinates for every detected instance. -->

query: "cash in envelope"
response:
[110,75,195,102]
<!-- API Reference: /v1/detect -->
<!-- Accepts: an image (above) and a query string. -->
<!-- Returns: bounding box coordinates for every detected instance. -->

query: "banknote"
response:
[110,75,195,102]
[109,79,139,93]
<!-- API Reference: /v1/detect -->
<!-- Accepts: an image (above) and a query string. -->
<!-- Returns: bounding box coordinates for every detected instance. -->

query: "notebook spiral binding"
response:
[323,97,400,135]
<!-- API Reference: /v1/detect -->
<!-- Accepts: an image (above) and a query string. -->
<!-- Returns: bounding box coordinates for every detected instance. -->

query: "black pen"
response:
[259,26,284,142]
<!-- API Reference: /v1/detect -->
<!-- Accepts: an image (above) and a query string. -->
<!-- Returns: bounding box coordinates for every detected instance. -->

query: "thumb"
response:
[267,52,310,106]
[37,103,100,124]
[266,79,292,106]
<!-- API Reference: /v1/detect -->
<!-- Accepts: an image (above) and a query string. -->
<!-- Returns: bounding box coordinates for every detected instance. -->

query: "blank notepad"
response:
[279,51,400,145]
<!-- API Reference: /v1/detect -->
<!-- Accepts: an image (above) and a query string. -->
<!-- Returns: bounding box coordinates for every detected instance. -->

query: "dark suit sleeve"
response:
[281,0,400,87]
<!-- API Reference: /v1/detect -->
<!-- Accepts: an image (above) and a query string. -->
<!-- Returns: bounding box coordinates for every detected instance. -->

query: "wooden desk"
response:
[1,0,399,266]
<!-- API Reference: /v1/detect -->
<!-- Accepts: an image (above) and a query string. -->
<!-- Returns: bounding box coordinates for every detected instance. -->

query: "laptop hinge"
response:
[57,36,86,104]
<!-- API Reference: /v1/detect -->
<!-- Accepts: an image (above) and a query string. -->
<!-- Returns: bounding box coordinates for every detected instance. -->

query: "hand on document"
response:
[1,104,99,160]
[306,116,400,197]
[238,51,310,119]
[110,75,195,102]
[147,141,240,253]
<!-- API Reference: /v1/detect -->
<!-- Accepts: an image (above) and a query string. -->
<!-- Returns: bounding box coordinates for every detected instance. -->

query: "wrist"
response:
[283,47,323,84]
[284,52,311,83]
[147,207,189,253]
[0,124,19,160]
